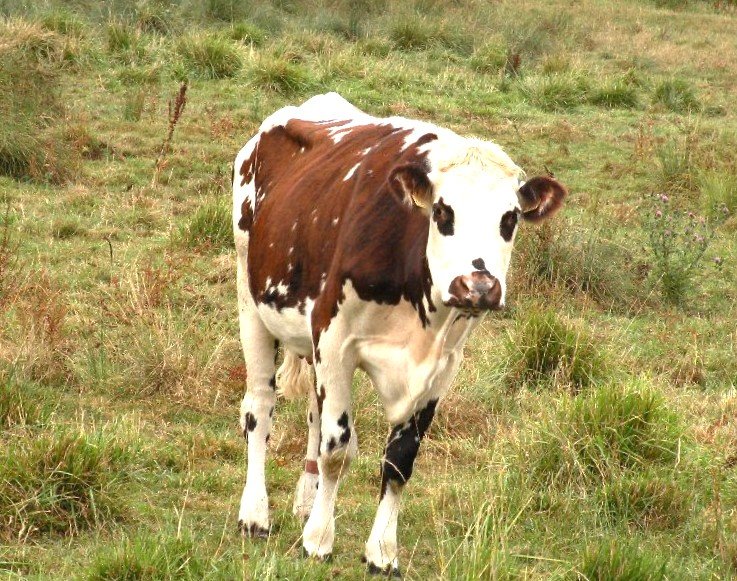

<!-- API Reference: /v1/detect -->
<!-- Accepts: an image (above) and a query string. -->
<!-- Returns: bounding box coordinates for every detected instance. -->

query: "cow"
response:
[232,92,566,576]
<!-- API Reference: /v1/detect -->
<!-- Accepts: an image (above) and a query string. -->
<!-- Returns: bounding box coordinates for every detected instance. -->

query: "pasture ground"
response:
[1,0,737,578]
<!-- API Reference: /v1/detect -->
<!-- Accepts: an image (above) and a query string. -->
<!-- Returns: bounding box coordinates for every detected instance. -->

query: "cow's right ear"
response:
[388,163,433,211]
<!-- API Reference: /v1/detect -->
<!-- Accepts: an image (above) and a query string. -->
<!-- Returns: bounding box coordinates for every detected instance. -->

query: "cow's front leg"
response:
[302,363,357,559]
[237,310,277,537]
[364,399,438,576]
[293,384,321,518]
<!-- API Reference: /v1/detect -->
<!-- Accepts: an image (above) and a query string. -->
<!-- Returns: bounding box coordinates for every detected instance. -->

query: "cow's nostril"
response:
[447,273,501,310]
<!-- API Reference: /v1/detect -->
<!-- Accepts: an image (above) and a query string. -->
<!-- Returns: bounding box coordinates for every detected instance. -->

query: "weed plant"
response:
[643,192,729,305]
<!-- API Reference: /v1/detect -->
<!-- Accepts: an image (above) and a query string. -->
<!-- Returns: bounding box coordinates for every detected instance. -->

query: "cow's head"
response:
[390,141,566,312]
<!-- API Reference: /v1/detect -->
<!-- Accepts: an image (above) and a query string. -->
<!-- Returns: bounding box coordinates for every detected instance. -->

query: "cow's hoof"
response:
[362,556,402,578]
[238,519,270,539]
[301,547,332,562]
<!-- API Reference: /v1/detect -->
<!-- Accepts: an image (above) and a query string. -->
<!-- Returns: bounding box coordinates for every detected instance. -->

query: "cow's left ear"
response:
[388,163,433,211]
[517,176,567,223]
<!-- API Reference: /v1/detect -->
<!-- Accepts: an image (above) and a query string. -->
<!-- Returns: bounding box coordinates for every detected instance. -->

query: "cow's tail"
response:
[276,350,313,400]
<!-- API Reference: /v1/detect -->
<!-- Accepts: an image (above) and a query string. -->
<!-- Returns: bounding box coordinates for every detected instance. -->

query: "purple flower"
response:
[655,210,662,218]
[688,212,695,219]
[660,194,669,203]
[714,257,723,266]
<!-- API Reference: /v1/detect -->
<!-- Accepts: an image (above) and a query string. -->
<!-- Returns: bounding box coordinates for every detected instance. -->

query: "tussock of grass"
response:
[600,471,691,529]
[0,379,43,428]
[0,430,134,539]
[468,40,507,74]
[503,309,605,389]
[590,78,639,108]
[177,33,243,79]
[528,380,681,485]
[39,10,86,38]
[579,539,669,580]
[250,55,317,95]
[135,0,175,35]
[653,78,700,113]
[229,21,269,45]
[521,72,590,111]
[203,0,251,22]
[106,21,146,64]
[51,219,85,240]
[0,21,79,183]
[388,15,472,54]
[699,171,737,217]
[178,198,232,252]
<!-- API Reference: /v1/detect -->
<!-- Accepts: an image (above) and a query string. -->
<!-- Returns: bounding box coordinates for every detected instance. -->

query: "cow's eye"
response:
[432,198,455,236]
[499,211,518,242]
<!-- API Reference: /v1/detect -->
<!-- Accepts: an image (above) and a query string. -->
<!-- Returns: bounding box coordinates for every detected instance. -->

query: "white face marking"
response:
[424,164,521,306]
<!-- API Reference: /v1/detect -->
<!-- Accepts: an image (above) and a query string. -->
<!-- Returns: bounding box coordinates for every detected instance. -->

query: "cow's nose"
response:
[446,272,502,311]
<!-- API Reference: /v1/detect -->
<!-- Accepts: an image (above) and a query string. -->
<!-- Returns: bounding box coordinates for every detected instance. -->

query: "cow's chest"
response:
[346,299,482,424]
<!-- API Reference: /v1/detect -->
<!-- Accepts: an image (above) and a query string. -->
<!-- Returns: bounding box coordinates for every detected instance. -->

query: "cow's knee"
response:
[319,411,356,480]
[381,399,437,493]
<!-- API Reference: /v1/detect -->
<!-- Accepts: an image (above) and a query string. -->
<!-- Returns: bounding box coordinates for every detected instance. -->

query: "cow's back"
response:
[233,94,442,325]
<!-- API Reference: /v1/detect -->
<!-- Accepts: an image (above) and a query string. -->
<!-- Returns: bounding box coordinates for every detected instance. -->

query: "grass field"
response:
[1,0,737,578]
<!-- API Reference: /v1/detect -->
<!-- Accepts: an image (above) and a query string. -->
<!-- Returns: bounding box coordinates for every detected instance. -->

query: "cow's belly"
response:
[256,302,313,357]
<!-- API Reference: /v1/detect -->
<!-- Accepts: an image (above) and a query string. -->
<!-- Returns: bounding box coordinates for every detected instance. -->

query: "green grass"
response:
[502,309,605,389]
[579,539,669,580]
[0,0,736,578]
[653,78,700,113]
[528,380,682,485]
[176,33,243,79]
[0,429,136,539]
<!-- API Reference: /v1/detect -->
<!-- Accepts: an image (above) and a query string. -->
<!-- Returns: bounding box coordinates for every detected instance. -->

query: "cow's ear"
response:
[517,176,567,223]
[388,163,433,211]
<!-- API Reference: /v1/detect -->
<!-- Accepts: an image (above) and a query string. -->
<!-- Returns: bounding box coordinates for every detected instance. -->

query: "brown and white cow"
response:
[233,93,565,576]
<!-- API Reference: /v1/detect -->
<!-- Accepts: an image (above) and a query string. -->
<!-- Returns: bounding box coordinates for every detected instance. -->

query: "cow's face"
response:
[389,162,566,312]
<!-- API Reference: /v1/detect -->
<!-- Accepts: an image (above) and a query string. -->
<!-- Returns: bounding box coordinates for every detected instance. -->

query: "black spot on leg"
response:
[308,412,313,424]
[243,412,257,439]
[499,210,518,242]
[380,399,437,498]
[337,411,351,445]
[265,434,270,444]
[432,198,454,236]
[269,407,274,417]
[327,412,351,453]
[269,375,276,390]
[315,385,326,416]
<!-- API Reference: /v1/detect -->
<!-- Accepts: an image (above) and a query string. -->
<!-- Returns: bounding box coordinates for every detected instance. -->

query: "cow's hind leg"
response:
[236,271,277,537]
[293,385,320,519]
[364,399,438,576]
